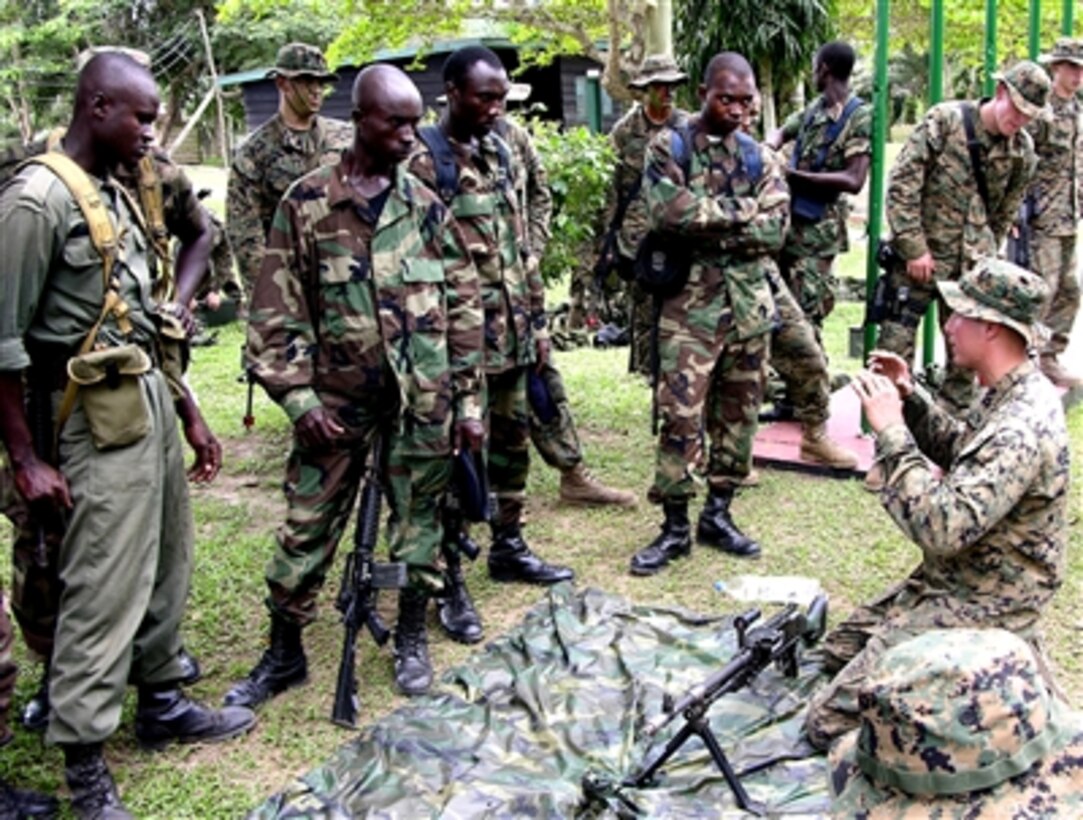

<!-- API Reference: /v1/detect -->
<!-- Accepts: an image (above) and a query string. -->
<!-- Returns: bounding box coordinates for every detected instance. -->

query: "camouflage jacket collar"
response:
[966,358,1038,429]
[276,114,329,154]
[636,103,684,130]
[816,92,858,121]
[325,158,419,230]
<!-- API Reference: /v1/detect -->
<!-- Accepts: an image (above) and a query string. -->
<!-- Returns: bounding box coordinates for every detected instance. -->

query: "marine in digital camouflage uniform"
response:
[601,55,690,378]
[499,114,636,508]
[807,258,1070,749]
[829,629,1083,818]
[408,47,575,646]
[629,53,788,576]
[881,61,1046,413]
[226,42,352,295]
[1024,38,1083,388]
[770,41,870,328]
[227,65,485,703]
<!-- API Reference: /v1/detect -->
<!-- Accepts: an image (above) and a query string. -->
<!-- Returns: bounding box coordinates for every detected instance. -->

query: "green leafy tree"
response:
[528,119,614,286]
[674,0,836,132]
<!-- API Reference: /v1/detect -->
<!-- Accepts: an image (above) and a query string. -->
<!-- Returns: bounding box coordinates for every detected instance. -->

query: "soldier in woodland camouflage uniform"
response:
[629,53,788,575]
[226,65,484,703]
[408,47,575,646]
[499,113,636,508]
[768,41,870,329]
[226,43,352,295]
[1024,38,1083,388]
[829,629,1083,818]
[742,87,859,472]
[881,61,1046,413]
[601,55,690,378]
[807,258,1070,749]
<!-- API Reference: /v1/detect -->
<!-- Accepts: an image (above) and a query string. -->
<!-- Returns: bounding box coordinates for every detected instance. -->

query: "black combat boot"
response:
[629,501,692,575]
[63,743,132,820]
[223,614,307,709]
[488,524,574,584]
[393,589,433,697]
[437,552,483,644]
[696,487,761,557]
[134,687,256,751]
[21,664,49,733]
[0,778,58,819]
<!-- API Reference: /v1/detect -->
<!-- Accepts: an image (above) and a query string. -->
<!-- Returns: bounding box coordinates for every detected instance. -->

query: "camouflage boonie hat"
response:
[1041,37,1083,67]
[267,42,338,82]
[993,59,1051,118]
[937,257,1048,346]
[830,630,1083,817]
[629,54,688,89]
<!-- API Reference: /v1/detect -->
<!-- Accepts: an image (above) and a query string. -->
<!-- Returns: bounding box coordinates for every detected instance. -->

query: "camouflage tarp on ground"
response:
[253,584,831,818]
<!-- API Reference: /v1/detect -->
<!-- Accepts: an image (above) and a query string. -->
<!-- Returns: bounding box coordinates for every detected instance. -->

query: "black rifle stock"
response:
[331,434,408,728]
[625,594,828,815]
[1007,193,1036,270]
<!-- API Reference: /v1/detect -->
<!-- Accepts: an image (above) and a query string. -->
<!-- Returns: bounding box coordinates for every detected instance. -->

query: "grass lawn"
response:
[0,163,1080,816]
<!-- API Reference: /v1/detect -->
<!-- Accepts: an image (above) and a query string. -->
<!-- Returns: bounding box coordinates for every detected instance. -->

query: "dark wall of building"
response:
[238,50,623,137]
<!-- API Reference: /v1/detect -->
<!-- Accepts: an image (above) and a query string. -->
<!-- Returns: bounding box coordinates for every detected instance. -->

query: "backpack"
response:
[416,124,512,206]
[634,125,763,300]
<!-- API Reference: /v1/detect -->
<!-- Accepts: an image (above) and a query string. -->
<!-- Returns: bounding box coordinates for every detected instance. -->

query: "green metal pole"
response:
[984,0,997,97]
[864,0,890,371]
[1064,0,1074,35]
[922,0,945,368]
[585,69,603,134]
[1029,0,1041,59]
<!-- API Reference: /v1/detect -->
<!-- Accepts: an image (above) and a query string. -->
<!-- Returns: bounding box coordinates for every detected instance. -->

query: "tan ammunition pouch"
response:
[67,345,153,450]
[156,311,189,400]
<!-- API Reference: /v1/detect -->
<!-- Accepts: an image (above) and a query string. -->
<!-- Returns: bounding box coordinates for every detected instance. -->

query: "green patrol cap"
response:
[937,257,1048,346]
[629,54,688,89]
[267,42,338,82]
[1041,37,1083,68]
[993,59,1051,119]
[830,630,1083,816]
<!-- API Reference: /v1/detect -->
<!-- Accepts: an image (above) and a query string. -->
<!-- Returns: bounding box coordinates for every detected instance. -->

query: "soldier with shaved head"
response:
[228,64,484,704]
[0,51,255,818]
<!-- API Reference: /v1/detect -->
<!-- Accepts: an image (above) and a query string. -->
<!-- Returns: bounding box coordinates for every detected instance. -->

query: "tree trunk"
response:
[759,58,777,134]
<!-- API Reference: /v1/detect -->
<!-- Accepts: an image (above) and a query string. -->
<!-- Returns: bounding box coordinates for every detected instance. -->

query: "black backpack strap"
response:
[959,102,991,215]
[417,124,459,205]
[734,131,763,185]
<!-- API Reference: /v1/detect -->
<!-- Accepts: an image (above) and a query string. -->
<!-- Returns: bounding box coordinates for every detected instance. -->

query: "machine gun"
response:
[331,433,408,728]
[624,595,828,815]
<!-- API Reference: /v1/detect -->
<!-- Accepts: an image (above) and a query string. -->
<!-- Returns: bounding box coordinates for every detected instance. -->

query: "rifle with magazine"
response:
[1007,192,1037,270]
[625,595,828,815]
[331,433,408,728]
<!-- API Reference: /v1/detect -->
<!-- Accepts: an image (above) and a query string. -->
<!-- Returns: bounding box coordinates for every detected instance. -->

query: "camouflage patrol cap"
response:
[267,42,338,82]
[937,257,1048,346]
[993,59,1051,118]
[629,54,688,89]
[1041,37,1083,67]
[830,629,1083,817]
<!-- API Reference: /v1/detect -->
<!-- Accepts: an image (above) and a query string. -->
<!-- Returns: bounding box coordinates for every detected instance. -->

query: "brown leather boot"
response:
[1040,355,1083,389]
[799,423,859,470]
[559,463,637,506]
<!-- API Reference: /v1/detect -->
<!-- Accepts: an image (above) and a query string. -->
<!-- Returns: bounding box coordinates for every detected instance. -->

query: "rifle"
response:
[331,433,408,728]
[1007,192,1037,270]
[625,595,828,815]
[440,449,489,571]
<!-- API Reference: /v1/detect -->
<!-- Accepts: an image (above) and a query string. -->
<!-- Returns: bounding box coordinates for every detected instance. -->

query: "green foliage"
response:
[529,119,615,287]
[212,0,342,73]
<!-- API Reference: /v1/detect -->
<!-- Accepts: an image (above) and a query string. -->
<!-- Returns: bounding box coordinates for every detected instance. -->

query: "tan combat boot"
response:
[1040,355,1083,389]
[559,463,637,506]
[799,423,859,470]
